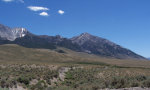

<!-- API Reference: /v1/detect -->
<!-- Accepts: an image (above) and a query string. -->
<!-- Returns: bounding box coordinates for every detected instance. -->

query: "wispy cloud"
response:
[27,6,49,11]
[2,0,24,3]
[2,0,14,2]
[39,12,49,16]
[58,10,65,15]
[18,0,24,3]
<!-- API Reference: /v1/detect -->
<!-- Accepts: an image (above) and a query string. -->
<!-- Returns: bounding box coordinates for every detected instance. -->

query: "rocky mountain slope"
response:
[71,33,145,59]
[0,24,28,41]
[0,23,146,59]
[0,24,14,41]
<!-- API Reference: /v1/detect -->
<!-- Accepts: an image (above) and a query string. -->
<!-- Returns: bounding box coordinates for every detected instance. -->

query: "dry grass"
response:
[0,44,150,69]
[58,47,150,68]
[1,44,150,89]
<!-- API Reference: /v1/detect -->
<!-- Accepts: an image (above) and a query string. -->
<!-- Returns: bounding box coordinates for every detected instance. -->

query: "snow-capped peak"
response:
[12,27,28,39]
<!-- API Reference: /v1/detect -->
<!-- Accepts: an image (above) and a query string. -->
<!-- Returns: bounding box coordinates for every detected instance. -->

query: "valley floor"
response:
[0,63,150,90]
[0,44,150,90]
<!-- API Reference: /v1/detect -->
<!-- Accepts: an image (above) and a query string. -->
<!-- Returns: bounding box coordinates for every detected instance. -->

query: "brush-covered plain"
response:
[0,44,150,90]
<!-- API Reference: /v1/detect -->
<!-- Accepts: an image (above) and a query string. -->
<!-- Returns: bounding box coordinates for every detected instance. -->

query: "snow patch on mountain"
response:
[0,24,28,41]
[12,28,28,39]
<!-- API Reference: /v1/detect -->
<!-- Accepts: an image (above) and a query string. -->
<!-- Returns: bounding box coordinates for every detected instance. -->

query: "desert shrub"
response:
[92,86,100,90]
[43,70,58,85]
[17,76,30,85]
[1,64,150,89]
[65,72,74,80]
[142,79,150,87]
[0,64,60,89]
[56,50,65,53]
[107,76,129,89]
[135,75,147,81]
[62,67,150,89]
[0,79,6,88]
[130,81,139,87]
[30,80,47,90]
[0,79,16,88]
[62,68,100,88]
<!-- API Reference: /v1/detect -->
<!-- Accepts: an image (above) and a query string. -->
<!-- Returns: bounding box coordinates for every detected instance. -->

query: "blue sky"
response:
[0,0,150,57]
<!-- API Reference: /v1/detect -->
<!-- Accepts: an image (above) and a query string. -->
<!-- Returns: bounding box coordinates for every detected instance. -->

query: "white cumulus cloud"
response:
[58,10,65,15]
[39,12,49,16]
[27,6,49,11]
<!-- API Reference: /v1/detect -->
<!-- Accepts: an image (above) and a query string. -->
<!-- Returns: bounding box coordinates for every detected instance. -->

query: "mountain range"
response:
[0,24,146,60]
